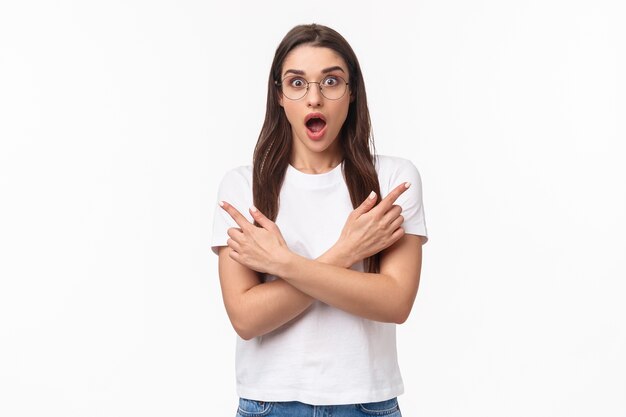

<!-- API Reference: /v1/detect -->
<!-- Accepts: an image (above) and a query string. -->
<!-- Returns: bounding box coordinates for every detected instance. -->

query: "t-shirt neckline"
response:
[285,161,344,188]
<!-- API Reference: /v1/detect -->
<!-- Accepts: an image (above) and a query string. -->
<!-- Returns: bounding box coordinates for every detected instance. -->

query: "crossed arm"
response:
[217,183,423,340]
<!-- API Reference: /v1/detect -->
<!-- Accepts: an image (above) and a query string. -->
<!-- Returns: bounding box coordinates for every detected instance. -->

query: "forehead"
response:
[282,45,348,76]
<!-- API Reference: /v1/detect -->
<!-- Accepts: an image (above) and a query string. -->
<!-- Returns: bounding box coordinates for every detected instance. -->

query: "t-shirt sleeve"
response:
[210,167,254,255]
[389,158,429,244]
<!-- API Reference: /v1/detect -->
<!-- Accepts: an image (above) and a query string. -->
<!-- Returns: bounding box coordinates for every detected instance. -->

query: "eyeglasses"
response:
[275,75,349,100]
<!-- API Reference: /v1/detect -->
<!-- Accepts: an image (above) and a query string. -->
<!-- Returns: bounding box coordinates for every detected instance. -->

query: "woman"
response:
[211,23,427,417]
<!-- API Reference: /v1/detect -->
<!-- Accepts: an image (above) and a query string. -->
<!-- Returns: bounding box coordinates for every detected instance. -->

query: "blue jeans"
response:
[236,397,402,417]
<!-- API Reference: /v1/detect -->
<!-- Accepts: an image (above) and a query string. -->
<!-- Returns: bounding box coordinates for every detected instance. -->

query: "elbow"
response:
[390,298,415,324]
[226,299,266,340]
[392,308,411,324]
[236,330,256,341]
[231,313,266,340]
[232,318,258,341]
[379,305,410,324]
[234,325,253,341]
[390,282,419,324]
[226,303,259,340]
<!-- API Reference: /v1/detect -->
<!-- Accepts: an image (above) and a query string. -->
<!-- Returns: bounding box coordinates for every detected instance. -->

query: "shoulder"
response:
[374,154,422,183]
[218,165,253,189]
[375,154,419,171]
[215,165,254,205]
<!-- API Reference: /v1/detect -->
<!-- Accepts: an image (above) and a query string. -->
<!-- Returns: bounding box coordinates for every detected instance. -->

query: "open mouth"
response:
[306,117,327,133]
[304,113,327,140]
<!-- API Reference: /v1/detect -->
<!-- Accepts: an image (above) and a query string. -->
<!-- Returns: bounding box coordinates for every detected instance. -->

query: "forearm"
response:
[233,277,311,340]
[234,247,354,339]
[275,243,419,324]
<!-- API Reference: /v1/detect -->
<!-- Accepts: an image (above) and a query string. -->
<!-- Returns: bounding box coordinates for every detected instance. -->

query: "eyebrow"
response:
[283,66,346,77]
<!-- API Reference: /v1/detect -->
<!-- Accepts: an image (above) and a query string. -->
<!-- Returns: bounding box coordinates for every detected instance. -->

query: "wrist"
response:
[325,241,356,268]
[272,248,298,278]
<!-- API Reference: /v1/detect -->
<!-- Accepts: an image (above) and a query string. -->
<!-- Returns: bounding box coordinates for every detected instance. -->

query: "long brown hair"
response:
[252,24,382,273]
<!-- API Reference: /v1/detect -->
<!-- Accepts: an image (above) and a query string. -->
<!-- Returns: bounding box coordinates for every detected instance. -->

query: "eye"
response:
[288,77,307,88]
[322,76,339,87]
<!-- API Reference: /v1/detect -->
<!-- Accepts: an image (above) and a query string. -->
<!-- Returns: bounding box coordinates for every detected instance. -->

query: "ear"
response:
[275,81,284,107]
[349,93,355,103]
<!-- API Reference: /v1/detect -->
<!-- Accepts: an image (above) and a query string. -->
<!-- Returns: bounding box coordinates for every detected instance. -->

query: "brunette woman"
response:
[212,23,428,417]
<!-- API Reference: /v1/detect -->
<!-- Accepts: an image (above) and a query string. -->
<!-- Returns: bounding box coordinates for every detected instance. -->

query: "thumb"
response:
[249,206,279,232]
[353,191,378,217]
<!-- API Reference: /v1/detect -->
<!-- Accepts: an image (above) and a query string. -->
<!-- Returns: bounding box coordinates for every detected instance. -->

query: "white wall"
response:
[1,1,624,416]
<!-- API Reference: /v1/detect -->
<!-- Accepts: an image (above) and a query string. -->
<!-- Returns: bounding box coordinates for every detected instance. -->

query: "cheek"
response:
[281,104,299,127]
[331,103,350,128]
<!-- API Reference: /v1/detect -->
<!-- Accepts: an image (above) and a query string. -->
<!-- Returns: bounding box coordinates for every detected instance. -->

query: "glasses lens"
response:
[281,76,308,100]
[319,76,348,100]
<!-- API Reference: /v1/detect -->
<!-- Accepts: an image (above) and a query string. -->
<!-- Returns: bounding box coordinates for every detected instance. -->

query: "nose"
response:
[306,82,323,107]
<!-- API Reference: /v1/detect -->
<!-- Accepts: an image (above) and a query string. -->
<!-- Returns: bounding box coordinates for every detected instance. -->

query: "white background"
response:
[1,1,624,416]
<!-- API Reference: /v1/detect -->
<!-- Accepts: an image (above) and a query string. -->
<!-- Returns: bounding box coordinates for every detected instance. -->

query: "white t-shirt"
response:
[211,154,428,405]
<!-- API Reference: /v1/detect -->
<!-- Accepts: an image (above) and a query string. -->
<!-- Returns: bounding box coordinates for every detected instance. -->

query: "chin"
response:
[306,138,339,154]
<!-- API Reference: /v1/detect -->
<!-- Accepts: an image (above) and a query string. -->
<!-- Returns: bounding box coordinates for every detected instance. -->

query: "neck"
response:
[290,134,343,174]
[290,150,343,174]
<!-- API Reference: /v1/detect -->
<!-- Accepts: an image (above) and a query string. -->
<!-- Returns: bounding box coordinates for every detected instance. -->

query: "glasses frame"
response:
[275,75,350,101]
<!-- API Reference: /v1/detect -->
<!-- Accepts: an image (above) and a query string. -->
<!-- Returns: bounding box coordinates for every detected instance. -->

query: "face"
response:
[278,45,353,163]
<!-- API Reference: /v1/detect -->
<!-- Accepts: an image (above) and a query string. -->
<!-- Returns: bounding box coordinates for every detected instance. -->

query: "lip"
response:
[305,124,327,141]
[304,112,327,123]
[304,112,327,141]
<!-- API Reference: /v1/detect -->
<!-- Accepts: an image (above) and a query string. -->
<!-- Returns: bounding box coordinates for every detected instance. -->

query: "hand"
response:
[220,201,292,275]
[334,182,410,266]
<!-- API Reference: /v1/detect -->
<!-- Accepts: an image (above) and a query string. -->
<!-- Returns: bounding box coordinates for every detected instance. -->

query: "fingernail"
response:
[368,191,376,199]
[219,201,225,207]
[405,182,411,189]
[250,206,258,212]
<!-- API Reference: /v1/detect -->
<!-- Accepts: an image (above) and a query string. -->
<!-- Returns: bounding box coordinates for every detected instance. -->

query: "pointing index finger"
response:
[375,182,411,213]
[220,201,252,230]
